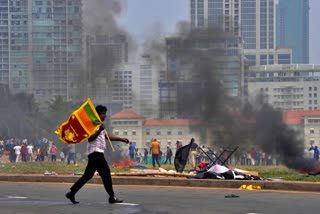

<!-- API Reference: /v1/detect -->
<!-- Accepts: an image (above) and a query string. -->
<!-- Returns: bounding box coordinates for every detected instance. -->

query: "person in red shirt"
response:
[21,143,28,162]
[50,143,57,162]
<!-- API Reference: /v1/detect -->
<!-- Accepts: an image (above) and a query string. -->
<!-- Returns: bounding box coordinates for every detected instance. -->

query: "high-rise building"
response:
[85,34,128,105]
[190,0,240,36]
[276,0,309,64]
[135,55,160,119]
[190,0,292,66]
[159,36,247,118]
[0,0,30,95]
[241,0,276,66]
[0,0,83,108]
[112,64,135,111]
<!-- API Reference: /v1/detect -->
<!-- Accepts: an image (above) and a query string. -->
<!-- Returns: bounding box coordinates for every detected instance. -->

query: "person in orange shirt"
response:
[150,139,161,168]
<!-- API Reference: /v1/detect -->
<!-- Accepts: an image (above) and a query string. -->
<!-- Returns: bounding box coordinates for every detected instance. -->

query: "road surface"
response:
[0,182,318,214]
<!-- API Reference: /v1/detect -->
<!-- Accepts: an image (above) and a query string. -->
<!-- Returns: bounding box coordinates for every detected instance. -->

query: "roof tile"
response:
[111,111,145,119]
[283,110,320,125]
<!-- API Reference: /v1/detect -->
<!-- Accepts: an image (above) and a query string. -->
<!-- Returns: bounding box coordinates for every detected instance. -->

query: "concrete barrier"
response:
[0,174,320,192]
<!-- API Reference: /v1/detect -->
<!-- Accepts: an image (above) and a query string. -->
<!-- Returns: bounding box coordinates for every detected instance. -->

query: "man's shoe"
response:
[109,196,123,204]
[65,191,79,204]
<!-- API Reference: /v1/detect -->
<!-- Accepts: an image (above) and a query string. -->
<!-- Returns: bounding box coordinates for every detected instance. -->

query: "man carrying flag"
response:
[64,104,129,204]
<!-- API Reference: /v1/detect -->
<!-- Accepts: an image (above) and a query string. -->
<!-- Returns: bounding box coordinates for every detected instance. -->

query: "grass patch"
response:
[0,162,320,182]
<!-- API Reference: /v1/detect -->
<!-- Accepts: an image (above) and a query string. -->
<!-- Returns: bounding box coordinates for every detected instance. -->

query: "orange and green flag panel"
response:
[55,98,102,144]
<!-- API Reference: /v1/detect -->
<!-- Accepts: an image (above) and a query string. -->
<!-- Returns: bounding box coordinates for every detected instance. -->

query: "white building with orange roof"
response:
[283,110,320,148]
[111,111,201,152]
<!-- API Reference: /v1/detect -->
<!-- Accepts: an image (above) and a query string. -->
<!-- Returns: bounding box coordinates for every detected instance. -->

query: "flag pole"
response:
[104,130,115,152]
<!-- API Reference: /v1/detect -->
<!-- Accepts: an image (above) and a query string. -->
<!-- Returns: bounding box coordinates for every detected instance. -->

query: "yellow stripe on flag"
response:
[76,108,97,133]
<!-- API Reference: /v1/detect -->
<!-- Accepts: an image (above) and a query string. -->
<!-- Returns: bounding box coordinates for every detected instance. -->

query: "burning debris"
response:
[112,159,137,168]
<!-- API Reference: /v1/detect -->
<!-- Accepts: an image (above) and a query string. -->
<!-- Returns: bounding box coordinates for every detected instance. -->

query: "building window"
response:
[167,130,172,135]
[123,130,128,135]
[146,130,150,135]
[178,131,183,135]
[278,54,291,64]
[132,130,136,135]
[114,130,119,135]
[310,129,314,134]
[157,130,161,135]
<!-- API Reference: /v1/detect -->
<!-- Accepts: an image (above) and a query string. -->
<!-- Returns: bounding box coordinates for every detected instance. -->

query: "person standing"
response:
[13,143,21,163]
[135,149,141,163]
[164,145,173,165]
[21,143,28,162]
[35,147,41,162]
[190,139,198,169]
[60,151,65,162]
[314,146,319,161]
[40,145,47,162]
[67,144,77,165]
[50,143,57,162]
[27,143,34,162]
[65,105,129,204]
[150,139,161,168]
[143,148,148,164]
[62,145,69,162]
[129,142,135,160]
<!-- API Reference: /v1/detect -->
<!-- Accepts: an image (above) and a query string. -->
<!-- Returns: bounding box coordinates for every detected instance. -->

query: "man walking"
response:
[65,105,129,204]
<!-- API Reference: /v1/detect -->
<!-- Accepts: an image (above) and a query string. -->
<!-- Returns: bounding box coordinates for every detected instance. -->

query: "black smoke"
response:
[256,103,316,171]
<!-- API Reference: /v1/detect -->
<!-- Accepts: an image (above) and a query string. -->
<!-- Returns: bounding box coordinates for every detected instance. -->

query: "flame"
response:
[112,159,137,168]
[300,162,320,175]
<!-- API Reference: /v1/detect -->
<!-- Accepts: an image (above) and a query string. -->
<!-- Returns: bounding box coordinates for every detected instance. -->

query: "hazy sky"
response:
[119,0,319,64]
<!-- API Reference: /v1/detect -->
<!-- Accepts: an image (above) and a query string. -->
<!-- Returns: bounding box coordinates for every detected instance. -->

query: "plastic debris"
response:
[44,171,58,175]
[224,194,240,198]
[239,184,261,190]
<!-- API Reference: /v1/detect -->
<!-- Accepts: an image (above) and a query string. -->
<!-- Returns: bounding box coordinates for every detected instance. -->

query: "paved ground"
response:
[0,182,319,214]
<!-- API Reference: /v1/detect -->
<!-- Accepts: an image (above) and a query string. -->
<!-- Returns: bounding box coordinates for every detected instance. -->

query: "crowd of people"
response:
[0,137,300,167]
[0,138,79,164]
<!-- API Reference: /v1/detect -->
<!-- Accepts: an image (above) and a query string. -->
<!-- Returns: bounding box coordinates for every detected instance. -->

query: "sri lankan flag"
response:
[55,98,102,144]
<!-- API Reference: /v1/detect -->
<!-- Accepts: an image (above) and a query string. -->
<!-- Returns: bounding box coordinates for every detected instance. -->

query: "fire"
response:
[304,163,320,175]
[301,162,320,175]
[112,159,137,168]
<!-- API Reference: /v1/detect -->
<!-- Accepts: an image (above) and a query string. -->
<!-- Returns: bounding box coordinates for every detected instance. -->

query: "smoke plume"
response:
[144,19,316,171]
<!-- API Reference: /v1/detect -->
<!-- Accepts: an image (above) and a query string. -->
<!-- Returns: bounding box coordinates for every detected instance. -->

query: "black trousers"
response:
[152,154,161,167]
[70,152,114,197]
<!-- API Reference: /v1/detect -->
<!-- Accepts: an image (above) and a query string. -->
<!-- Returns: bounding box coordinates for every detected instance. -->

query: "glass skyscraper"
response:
[0,0,83,107]
[0,0,29,94]
[276,0,309,64]
[191,0,240,37]
[190,0,292,66]
[241,0,277,66]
